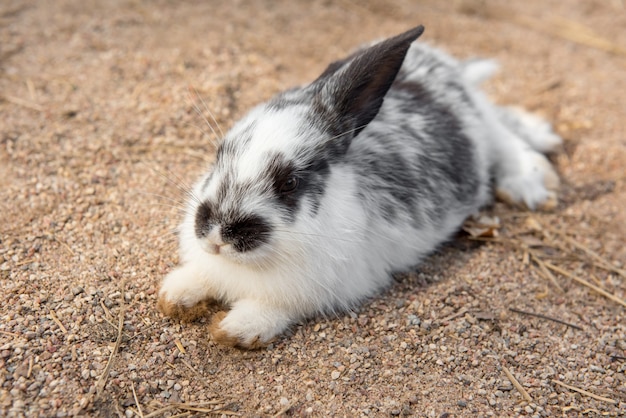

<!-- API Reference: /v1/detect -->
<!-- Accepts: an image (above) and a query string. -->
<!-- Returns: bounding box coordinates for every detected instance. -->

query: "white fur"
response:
[465,90,561,210]
[235,107,311,182]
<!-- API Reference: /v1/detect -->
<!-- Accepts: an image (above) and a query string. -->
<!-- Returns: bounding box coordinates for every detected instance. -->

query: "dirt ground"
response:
[1,0,625,416]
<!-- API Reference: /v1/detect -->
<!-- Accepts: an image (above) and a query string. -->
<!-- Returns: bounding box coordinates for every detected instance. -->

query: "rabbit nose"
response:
[205,243,222,255]
[202,225,226,255]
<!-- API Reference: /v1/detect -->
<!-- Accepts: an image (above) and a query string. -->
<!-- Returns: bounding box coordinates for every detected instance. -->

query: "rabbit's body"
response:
[158,27,561,348]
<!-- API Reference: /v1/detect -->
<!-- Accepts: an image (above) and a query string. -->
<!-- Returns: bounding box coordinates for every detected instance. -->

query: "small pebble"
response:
[589,365,605,373]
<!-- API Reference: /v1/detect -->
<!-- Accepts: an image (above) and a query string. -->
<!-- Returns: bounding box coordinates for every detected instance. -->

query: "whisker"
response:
[186,87,221,145]
[187,89,219,140]
[326,123,370,142]
[280,244,350,265]
[192,86,225,138]
[186,121,218,145]
[140,161,202,206]
[144,202,188,212]
[136,190,189,208]
[162,229,181,238]
[274,229,364,245]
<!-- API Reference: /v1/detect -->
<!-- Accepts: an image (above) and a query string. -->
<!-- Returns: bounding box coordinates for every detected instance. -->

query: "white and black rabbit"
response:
[158,26,561,348]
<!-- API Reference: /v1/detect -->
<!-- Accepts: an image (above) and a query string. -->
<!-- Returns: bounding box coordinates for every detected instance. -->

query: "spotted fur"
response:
[158,26,561,348]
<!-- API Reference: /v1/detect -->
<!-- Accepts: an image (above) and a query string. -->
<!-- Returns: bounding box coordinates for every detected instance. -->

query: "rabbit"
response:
[157,25,561,348]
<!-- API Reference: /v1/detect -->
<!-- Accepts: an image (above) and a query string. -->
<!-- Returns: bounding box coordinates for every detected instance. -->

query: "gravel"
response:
[1,0,625,416]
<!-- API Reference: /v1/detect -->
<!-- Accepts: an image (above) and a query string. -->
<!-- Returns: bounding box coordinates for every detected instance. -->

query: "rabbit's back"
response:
[347,43,492,236]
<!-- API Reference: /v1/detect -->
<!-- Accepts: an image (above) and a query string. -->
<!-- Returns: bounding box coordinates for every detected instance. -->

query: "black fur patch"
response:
[222,214,271,253]
[194,200,271,253]
[311,26,424,149]
[350,78,480,226]
[266,153,300,209]
[395,80,479,201]
[265,152,330,220]
[194,201,216,238]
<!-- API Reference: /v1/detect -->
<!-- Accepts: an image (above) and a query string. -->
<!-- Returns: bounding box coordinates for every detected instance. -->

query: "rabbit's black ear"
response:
[314,25,424,137]
[312,50,359,82]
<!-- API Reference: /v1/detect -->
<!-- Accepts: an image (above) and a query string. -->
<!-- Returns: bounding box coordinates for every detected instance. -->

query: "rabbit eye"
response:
[280,175,300,194]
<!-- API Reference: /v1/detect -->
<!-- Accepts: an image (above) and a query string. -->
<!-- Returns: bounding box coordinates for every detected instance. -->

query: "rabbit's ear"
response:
[312,51,358,82]
[314,25,424,138]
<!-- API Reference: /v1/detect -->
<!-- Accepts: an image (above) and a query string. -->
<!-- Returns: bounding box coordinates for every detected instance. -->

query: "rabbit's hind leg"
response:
[490,109,561,211]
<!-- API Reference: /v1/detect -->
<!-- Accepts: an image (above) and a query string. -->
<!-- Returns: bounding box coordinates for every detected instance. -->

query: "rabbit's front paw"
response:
[157,295,210,322]
[208,300,292,349]
[158,264,214,322]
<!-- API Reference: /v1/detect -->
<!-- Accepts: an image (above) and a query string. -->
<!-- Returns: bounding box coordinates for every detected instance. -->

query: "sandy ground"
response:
[1,0,625,416]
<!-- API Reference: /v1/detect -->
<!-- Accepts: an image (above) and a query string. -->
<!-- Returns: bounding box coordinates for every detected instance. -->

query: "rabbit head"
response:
[187,26,425,267]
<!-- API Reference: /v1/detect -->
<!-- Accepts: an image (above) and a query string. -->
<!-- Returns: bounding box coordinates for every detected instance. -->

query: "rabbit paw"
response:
[208,300,291,349]
[157,295,210,322]
[158,264,215,321]
[496,150,560,211]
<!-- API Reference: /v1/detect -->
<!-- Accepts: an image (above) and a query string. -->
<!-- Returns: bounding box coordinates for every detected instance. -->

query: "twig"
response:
[530,252,565,293]
[169,402,240,415]
[100,299,114,319]
[101,315,120,331]
[178,358,213,390]
[439,308,469,324]
[49,310,68,334]
[562,405,581,413]
[206,410,240,416]
[472,228,625,307]
[0,330,20,337]
[174,339,186,354]
[272,399,297,417]
[95,280,126,396]
[131,382,144,418]
[0,94,44,111]
[558,233,626,279]
[509,307,583,331]
[50,235,76,256]
[543,261,626,308]
[511,14,626,57]
[502,366,532,403]
[142,401,230,417]
[180,358,200,376]
[469,235,564,292]
[15,258,35,267]
[533,219,626,279]
[142,405,175,418]
[27,357,33,378]
[173,405,224,413]
[552,379,618,404]
[26,79,36,101]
